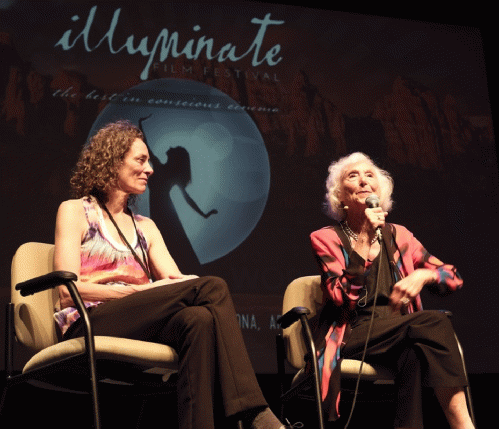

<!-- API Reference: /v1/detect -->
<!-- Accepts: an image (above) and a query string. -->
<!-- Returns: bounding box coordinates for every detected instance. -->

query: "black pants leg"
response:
[342,310,467,429]
[64,276,268,429]
[161,306,217,429]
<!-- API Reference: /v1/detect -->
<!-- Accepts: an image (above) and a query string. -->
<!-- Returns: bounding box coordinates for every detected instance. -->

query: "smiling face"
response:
[116,138,154,195]
[339,161,380,210]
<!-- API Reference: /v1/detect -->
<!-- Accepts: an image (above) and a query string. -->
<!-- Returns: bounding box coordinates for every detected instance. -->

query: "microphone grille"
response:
[365,194,380,208]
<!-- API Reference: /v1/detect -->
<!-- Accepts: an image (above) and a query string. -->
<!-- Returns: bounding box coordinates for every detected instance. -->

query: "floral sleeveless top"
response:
[53,196,151,335]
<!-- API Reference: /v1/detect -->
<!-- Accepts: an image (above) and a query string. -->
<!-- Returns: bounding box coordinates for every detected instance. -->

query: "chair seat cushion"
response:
[23,336,178,374]
[292,359,395,387]
[340,359,395,381]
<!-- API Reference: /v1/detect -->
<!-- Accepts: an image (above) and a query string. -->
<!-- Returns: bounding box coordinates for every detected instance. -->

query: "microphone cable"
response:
[343,233,384,429]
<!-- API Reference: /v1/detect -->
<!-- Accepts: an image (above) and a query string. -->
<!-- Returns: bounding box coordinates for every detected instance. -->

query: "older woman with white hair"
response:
[310,152,474,428]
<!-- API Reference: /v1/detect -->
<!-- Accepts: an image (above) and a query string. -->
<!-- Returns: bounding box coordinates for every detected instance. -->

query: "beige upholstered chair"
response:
[277,275,397,428]
[277,275,475,428]
[1,242,179,428]
[280,275,396,379]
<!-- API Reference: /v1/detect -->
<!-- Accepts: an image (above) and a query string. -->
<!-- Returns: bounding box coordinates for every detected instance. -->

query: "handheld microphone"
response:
[365,194,382,242]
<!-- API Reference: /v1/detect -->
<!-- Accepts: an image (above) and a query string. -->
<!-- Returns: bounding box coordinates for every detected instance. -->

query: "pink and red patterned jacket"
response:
[310,223,463,420]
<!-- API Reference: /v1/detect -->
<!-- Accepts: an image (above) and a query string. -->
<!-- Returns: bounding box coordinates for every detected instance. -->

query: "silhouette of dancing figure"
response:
[138,115,217,272]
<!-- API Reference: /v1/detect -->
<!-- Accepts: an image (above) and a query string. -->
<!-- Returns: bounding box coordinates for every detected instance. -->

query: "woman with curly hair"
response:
[310,152,475,428]
[69,120,144,202]
[53,120,288,429]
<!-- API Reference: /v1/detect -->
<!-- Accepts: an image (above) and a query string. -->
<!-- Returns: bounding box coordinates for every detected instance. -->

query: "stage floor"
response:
[0,372,494,428]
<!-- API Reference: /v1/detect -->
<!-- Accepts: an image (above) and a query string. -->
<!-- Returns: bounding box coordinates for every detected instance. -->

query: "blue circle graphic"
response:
[89,78,270,265]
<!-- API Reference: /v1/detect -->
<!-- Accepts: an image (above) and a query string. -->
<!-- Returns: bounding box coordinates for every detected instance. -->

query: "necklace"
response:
[96,197,153,282]
[340,220,377,245]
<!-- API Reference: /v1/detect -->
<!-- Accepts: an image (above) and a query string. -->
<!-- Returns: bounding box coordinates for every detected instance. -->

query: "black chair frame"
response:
[276,306,476,429]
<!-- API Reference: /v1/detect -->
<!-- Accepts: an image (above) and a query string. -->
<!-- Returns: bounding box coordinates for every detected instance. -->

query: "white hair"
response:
[324,152,394,221]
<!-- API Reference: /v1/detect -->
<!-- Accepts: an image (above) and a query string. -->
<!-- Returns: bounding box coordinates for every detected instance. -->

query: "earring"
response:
[341,204,349,222]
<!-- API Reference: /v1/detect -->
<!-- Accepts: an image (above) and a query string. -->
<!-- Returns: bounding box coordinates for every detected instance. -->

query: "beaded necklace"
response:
[340,220,377,245]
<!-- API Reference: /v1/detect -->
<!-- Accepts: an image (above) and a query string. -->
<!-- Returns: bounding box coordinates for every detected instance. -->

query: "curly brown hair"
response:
[70,120,144,201]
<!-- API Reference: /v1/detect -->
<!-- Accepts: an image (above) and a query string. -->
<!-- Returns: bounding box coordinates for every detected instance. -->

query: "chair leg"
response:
[1,304,14,422]
[0,383,10,420]
[275,333,288,422]
[299,315,325,429]
[444,312,475,426]
[454,334,476,427]
[464,385,475,427]
[65,280,101,428]
[90,381,100,429]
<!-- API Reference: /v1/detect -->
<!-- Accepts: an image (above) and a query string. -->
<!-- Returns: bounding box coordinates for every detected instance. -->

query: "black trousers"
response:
[64,276,268,429]
[342,310,468,428]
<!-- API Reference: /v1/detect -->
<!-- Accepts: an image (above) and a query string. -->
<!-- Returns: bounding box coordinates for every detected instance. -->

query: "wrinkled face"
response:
[116,139,153,195]
[339,161,380,209]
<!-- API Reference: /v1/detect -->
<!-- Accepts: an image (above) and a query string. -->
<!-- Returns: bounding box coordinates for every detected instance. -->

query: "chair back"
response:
[11,242,60,352]
[282,275,323,369]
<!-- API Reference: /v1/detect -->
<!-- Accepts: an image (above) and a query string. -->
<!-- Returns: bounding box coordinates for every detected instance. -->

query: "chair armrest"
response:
[15,270,100,416]
[15,271,90,340]
[277,306,310,329]
[16,271,88,335]
[15,271,78,296]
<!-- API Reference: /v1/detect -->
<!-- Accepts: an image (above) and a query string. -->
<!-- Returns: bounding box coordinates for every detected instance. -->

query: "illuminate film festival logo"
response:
[88,78,271,266]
